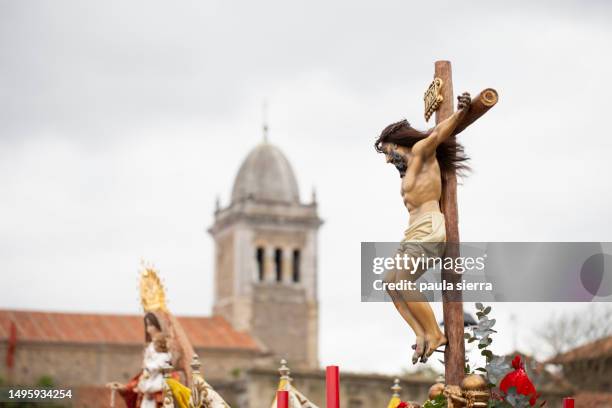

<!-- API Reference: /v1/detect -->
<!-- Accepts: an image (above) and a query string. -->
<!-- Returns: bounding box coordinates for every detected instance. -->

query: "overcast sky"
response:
[1,0,612,377]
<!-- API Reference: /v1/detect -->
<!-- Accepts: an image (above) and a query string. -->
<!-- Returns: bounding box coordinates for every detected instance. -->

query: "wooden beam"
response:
[435,60,466,387]
[453,88,499,136]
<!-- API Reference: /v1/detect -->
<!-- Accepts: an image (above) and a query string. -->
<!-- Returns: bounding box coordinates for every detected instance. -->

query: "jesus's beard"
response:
[389,152,407,178]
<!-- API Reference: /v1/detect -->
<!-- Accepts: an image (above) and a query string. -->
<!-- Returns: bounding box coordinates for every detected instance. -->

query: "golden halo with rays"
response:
[139,260,167,312]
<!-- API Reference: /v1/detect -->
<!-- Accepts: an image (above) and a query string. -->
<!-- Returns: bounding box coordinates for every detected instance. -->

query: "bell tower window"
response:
[256,247,264,281]
[274,248,283,282]
[292,249,301,283]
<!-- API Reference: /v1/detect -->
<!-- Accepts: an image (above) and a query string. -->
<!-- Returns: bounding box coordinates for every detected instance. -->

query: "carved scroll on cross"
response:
[424,77,444,121]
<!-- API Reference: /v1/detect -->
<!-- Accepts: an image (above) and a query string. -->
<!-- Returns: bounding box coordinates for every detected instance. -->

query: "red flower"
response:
[500,356,539,406]
[396,402,410,408]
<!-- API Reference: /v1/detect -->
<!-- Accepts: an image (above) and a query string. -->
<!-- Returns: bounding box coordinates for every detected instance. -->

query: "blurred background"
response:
[1,1,612,406]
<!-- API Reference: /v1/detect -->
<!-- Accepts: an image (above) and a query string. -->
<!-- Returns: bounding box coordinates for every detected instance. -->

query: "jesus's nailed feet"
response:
[411,334,447,364]
[411,337,426,364]
[425,334,447,360]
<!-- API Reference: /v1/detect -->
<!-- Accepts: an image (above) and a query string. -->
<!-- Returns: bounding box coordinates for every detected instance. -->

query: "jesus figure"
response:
[374,92,471,364]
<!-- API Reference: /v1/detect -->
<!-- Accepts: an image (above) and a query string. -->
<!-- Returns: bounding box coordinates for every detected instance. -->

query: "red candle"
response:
[326,365,340,408]
[563,397,574,408]
[277,390,289,408]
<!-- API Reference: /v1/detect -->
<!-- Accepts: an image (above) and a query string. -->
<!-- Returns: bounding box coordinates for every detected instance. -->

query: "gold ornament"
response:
[139,260,168,312]
[190,354,212,408]
[424,77,444,122]
[444,375,490,408]
[461,374,490,408]
[461,374,487,391]
[428,382,445,400]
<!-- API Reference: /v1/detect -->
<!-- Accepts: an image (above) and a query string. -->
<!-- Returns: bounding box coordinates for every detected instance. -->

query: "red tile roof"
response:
[0,310,260,351]
[573,392,612,408]
[546,336,612,364]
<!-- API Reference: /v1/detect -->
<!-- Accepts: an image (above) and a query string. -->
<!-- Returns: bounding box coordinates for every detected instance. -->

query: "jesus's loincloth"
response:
[398,211,446,278]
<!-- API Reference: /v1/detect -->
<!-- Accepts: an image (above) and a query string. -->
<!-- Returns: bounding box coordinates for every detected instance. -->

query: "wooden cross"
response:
[426,61,498,386]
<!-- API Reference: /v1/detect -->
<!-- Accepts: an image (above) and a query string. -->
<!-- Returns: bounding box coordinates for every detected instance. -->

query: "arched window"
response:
[274,248,283,282]
[292,249,301,283]
[256,247,264,281]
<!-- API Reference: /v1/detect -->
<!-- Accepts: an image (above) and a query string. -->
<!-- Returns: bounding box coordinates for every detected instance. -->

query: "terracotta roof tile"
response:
[573,392,612,408]
[0,310,260,351]
[547,336,612,364]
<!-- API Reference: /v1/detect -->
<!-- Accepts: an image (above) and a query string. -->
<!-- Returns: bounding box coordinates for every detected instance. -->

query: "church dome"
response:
[231,142,300,204]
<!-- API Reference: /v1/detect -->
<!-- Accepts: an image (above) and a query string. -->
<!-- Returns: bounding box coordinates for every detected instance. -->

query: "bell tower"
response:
[209,141,322,369]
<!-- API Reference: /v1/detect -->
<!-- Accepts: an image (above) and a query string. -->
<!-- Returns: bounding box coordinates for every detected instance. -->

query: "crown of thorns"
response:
[386,119,411,135]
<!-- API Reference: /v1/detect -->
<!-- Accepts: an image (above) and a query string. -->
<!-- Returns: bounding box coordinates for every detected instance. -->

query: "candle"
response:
[326,365,340,408]
[563,397,574,408]
[277,390,289,408]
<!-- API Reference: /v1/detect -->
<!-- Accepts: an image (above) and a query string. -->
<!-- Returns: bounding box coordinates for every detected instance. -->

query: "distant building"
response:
[546,335,612,407]
[0,311,264,386]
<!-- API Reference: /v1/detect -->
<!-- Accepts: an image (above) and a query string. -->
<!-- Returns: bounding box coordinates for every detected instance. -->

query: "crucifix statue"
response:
[375,61,497,386]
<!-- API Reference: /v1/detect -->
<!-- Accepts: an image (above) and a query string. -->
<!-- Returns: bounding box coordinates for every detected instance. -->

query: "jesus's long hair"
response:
[374,119,470,175]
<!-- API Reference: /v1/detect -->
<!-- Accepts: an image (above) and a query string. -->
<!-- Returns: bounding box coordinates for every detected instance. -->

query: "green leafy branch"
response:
[423,394,447,408]
[464,303,512,389]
